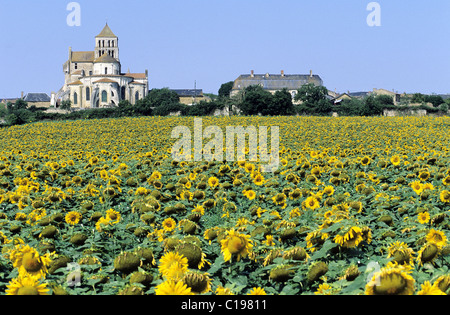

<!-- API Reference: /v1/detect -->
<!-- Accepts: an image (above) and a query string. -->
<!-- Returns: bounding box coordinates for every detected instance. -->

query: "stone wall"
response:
[383,109,427,117]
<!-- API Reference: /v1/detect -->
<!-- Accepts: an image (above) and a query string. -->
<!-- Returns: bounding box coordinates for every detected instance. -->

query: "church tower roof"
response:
[96,23,117,38]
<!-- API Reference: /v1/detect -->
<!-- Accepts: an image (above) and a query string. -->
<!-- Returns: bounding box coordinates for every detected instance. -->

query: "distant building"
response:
[231,70,324,100]
[0,98,18,106]
[57,23,149,109]
[23,93,51,108]
[170,89,210,105]
[371,88,401,105]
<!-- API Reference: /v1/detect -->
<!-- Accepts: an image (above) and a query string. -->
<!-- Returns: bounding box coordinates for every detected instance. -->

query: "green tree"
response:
[439,102,449,113]
[135,88,180,116]
[265,89,294,116]
[411,93,425,104]
[375,95,394,107]
[218,81,234,99]
[60,100,72,111]
[424,95,444,108]
[361,95,383,116]
[294,83,331,114]
[336,98,365,116]
[239,85,272,116]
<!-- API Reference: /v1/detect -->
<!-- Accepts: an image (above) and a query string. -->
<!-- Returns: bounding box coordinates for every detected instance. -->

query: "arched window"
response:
[105,67,108,75]
[86,87,90,101]
[135,91,140,103]
[73,92,78,105]
[102,90,107,103]
[121,86,126,100]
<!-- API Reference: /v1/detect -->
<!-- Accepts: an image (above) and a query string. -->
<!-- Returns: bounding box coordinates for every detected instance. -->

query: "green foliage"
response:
[264,89,295,116]
[183,100,223,116]
[294,83,332,115]
[239,85,273,116]
[60,100,72,111]
[238,85,295,116]
[5,109,36,126]
[425,95,445,108]
[439,102,449,113]
[218,81,234,99]
[135,88,181,116]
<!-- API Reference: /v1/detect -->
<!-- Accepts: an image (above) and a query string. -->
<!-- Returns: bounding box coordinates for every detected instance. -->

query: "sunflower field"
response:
[1,116,450,295]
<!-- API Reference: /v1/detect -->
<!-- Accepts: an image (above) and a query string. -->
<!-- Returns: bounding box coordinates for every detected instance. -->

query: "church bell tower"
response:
[95,23,119,61]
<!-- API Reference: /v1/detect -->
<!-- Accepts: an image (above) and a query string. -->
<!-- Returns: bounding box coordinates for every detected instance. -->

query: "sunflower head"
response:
[113,252,141,274]
[176,242,206,269]
[417,243,439,265]
[269,265,295,283]
[6,275,50,295]
[365,262,415,295]
[307,261,328,283]
[220,229,253,262]
[182,271,211,294]
[426,229,447,249]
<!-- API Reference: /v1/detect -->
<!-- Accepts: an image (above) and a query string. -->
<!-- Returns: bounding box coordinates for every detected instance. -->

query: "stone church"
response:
[55,24,149,108]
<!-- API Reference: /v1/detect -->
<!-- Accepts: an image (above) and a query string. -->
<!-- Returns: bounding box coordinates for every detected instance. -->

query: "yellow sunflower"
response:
[154,279,193,295]
[106,208,121,224]
[417,243,440,266]
[315,283,333,295]
[426,229,447,249]
[182,271,212,294]
[387,241,415,266]
[334,226,364,249]
[303,196,320,210]
[247,287,267,295]
[365,262,415,295]
[390,155,401,166]
[65,211,82,226]
[162,218,177,232]
[361,156,371,166]
[9,244,52,279]
[220,229,253,262]
[5,275,50,295]
[417,212,430,224]
[417,281,446,295]
[442,176,450,186]
[208,176,219,189]
[440,190,450,203]
[244,189,256,200]
[158,252,189,280]
[410,181,423,195]
[253,173,265,186]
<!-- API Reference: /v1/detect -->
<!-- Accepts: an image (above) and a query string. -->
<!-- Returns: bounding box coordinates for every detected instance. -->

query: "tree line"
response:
[1,83,448,127]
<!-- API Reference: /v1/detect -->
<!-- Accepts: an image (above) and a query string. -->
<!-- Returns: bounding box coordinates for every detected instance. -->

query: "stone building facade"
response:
[56,24,148,108]
[230,70,323,100]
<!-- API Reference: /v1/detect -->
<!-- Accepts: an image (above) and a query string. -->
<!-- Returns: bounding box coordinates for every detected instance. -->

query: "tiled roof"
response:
[96,23,117,38]
[71,51,95,62]
[171,89,203,97]
[67,80,83,86]
[233,73,323,91]
[94,54,119,64]
[125,73,147,79]
[23,93,51,102]
[93,78,118,84]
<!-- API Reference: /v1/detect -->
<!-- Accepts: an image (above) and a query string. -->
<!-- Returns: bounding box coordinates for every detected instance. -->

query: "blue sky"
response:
[0,0,449,98]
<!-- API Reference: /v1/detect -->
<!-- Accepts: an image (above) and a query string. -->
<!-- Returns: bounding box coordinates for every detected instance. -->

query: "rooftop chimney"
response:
[21,91,24,99]
[250,70,254,78]
[310,70,313,78]
[281,70,285,77]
